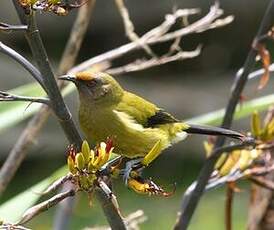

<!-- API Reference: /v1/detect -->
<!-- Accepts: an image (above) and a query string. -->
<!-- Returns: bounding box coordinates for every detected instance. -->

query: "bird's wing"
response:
[115,91,179,127]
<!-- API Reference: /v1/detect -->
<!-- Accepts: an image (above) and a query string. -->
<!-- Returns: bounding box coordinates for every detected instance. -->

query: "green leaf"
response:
[0,166,67,223]
[186,93,274,125]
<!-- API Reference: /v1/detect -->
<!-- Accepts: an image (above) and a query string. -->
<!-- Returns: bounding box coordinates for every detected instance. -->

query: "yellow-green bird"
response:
[60,72,244,159]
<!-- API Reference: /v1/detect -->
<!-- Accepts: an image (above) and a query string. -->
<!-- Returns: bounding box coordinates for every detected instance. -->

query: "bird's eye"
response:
[86,79,97,87]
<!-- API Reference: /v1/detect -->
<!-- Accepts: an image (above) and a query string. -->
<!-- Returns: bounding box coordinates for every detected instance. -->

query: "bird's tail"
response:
[185,124,244,140]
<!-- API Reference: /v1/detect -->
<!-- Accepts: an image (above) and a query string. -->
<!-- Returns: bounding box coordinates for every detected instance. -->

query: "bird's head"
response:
[59,72,123,106]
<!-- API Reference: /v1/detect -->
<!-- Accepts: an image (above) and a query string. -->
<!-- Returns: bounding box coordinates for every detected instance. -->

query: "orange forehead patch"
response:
[75,72,94,81]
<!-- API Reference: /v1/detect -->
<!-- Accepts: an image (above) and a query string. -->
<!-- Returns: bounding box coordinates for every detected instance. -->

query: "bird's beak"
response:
[58,75,76,83]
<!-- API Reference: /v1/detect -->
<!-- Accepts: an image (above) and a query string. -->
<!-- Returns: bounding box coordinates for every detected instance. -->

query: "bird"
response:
[60,71,244,160]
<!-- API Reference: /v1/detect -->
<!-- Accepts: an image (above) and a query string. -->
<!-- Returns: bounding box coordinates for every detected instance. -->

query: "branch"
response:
[249,176,274,191]
[114,0,156,57]
[23,12,82,145]
[53,183,77,230]
[107,46,202,75]
[0,22,28,32]
[69,3,227,73]
[204,161,274,191]
[95,188,126,230]
[18,189,76,225]
[174,140,256,230]
[0,42,46,91]
[0,91,50,105]
[0,224,31,230]
[225,183,234,230]
[41,174,73,195]
[246,62,274,80]
[86,210,147,230]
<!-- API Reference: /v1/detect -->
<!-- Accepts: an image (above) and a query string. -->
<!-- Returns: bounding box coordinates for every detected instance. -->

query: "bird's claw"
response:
[121,158,143,186]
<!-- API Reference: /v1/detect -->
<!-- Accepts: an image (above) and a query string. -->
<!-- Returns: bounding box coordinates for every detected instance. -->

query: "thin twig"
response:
[40,174,73,195]
[249,176,274,191]
[0,22,28,32]
[0,42,46,91]
[18,189,76,225]
[69,3,226,73]
[204,162,274,191]
[85,210,147,230]
[174,1,274,229]
[53,183,77,230]
[114,0,155,57]
[225,183,234,230]
[175,141,256,230]
[247,62,274,80]
[107,46,202,75]
[0,91,50,105]
[0,224,31,230]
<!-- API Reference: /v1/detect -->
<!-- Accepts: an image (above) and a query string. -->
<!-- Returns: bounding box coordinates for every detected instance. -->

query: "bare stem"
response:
[18,189,76,225]
[41,174,73,195]
[249,176,274,191]
[225,184,234,230]
[175,140,256,230]
[69,3,225,73]
[107,46,201,75]
[0,22,28,32]
[95,188,126,230]
[115,0,156,57]
[0,91,50,105]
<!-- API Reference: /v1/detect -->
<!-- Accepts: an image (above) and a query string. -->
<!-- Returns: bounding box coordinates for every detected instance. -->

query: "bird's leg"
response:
[121,140,163,185]
[121,158,144,185]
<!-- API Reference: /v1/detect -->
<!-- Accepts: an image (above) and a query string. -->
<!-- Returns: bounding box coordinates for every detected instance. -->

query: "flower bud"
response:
[81,140,91,165]
[251,111,261,137]
[75,153,85,170]
[67,156,77,174]
[219,150,241,176]
[238,150,252,171]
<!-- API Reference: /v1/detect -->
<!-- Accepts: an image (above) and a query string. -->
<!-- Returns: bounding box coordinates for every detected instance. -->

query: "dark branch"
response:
[0,22,28,32]
[174,140,256,229]
[225,184,234,230]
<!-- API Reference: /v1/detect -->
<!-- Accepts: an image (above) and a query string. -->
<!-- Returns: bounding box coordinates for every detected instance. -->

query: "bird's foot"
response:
[120,158,143,186]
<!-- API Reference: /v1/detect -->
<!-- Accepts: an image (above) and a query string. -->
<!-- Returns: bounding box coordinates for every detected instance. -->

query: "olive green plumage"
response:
[60,72,243,159]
